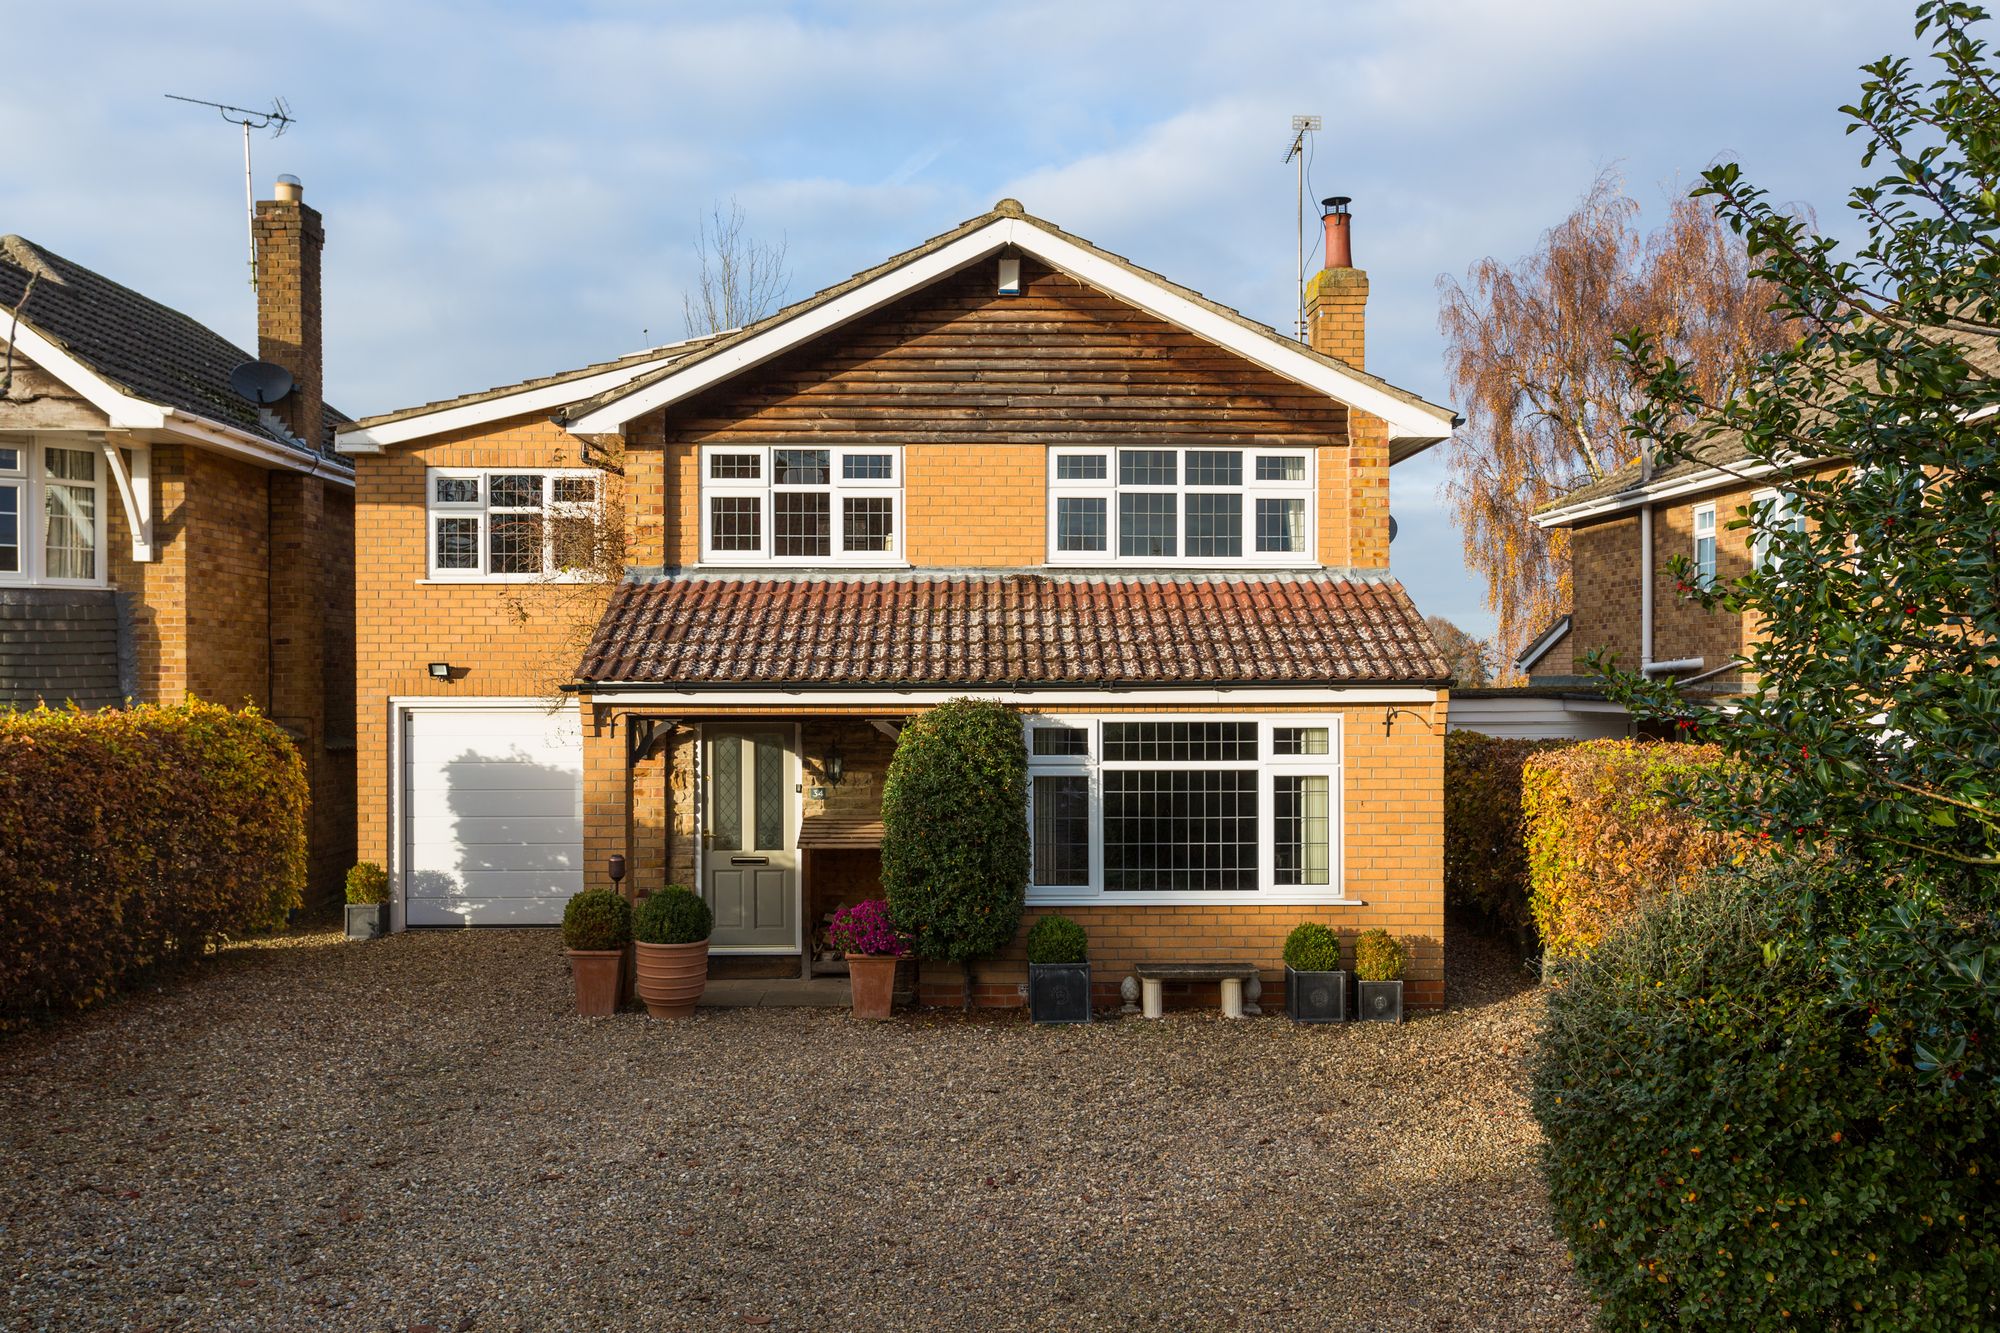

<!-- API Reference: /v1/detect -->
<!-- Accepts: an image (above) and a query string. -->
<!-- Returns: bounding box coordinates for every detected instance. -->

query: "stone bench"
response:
[1133,962,1260,1020]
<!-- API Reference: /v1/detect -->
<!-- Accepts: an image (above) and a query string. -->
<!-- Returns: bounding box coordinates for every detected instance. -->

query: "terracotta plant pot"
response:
[634,940,709,1018]
[567,949,623,1018]
[847,953,899,1020]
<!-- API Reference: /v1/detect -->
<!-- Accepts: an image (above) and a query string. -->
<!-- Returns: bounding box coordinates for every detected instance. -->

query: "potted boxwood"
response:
[561,889,630,1018]
[632,886,712,1019]
[1354,928,1408,1023]
[1025,913,1092,1024]
[1283,921,1347,1023]
[344,862,390,940]
[827,899,906,1020]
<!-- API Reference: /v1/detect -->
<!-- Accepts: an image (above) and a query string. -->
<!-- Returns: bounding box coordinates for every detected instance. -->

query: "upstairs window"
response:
[0,438,107,587]
[1692,503,1718,589]
[426,468,602,580]
[700,445,903,565]
[1750,489,1805,572]
[1047,446,1314,566]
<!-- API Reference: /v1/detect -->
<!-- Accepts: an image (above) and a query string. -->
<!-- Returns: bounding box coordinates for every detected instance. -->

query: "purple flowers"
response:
[827,899,908,957]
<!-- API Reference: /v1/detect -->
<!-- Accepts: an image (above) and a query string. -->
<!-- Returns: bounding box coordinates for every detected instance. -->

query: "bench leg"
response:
[1220,977,1244,1019]
[1141,978,1164,1020]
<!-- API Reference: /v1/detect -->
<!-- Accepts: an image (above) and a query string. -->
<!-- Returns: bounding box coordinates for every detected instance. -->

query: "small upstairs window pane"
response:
[552,476,597,505]
[843,453,894,481]
[1031,725,1090,757]
[710,453,761,480]
[1118,450,1176,486]
[1255,455,1307,482]
[1185,450,1242,487]
[1055,454,1108,481]
[489,474,543,508]
[435,476,479,504]
[774,449,830,486]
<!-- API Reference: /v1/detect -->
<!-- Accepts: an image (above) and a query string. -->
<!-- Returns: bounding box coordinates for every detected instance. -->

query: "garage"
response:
[401,702,584,927]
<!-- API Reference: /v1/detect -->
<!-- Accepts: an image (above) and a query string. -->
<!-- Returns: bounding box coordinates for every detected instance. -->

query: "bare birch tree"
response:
[682,199,791,336]
[1437,172,1792,676]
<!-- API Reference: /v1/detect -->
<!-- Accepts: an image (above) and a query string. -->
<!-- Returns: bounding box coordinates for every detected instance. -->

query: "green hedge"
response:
[1444,732,1569,941]
[882,697,1028,970]
[1533,871,2000,1330]
[1522,739,1738,962]
[0,702,307,1026]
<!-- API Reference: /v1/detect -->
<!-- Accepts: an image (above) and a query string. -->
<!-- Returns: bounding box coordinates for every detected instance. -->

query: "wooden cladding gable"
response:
[662,258,1353,448]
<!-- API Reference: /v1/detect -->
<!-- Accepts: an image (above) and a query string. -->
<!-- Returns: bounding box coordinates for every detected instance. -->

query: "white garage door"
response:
[402,703,584,926]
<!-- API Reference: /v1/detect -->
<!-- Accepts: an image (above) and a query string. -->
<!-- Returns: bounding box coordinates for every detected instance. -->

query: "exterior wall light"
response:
[825,745,845,786]
[427,662,454,680]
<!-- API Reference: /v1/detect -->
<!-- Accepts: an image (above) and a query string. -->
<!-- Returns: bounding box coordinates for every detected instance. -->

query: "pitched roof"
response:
[577,570,1447,688]
[561,200,1457,457]
[0,234,347,457]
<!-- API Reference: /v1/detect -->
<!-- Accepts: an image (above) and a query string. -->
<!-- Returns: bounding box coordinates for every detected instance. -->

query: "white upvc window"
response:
[425,467,603,581]
[698,445,904,566]
[1046,446,1316,568]
[1750,489,1806,572]
[1692,502,1718,588]
[1024,715,1345,904]
[0,436,108,587]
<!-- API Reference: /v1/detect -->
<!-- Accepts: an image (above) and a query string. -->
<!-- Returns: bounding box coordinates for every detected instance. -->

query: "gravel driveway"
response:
[0,925,1593,1332]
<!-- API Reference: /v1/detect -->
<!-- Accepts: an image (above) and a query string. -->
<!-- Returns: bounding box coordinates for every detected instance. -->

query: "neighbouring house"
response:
[338,197,1459,1009]
[0,177,357,906]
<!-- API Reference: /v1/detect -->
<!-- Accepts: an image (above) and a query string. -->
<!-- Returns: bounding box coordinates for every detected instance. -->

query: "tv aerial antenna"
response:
[1284,114,1321,341]
[164,94,295,291]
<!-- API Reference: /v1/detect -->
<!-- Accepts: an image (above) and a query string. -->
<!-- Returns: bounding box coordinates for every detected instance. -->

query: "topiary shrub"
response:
[1352,929,1406,982]
[0,701,307,1028]
[1444,731,1569,944]
[633,886,712,945]
[881,697,1029,1002]
[1533,870,2000,1330]
[562,889,631,952]
[1522,739,1741,962]
[1025,914,1087,965]
[345,861,389,906]
[1282,921,1342,972]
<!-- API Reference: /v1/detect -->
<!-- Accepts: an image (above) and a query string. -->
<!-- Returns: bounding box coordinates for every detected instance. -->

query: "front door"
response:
[703,726,797,950]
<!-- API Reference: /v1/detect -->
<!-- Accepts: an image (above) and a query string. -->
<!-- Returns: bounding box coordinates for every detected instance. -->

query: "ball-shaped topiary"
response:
[345,861,390,906]
[1352,929,1406,982]
[633,886,712,945]
[562,888,632,952]
[1025,914,1088,965]
[881,697,1029,969]
[1282,921,1342,972]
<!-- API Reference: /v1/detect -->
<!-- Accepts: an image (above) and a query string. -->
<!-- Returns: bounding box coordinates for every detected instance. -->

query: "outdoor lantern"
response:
[427,661,453,680]
[607,855,626,885]
[825,745,845,786]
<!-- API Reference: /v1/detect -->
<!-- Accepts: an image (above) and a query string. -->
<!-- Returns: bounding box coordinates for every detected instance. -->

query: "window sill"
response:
[1026,891,1360,907]
[416,575,601,586]
[694,559,913,572]
[1043,557,1323,572]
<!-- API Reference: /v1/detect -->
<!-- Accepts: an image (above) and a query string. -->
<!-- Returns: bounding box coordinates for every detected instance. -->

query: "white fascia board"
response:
[1534,454,1839,528]
[564,217,1457,443]
[336,352,687,452]
[579,685,1442,707]
[2,321,351,484]
[1512,615,1571,672]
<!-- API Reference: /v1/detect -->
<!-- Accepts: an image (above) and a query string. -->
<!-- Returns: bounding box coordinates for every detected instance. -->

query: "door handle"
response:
[729,856,769,866]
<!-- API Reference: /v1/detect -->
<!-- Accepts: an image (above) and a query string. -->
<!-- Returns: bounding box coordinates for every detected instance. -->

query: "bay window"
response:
[700,445,903,564]
[1047,446,1314,567]
[1024,716,1344,902]
[0,438,108,586]
[426,467,603,580]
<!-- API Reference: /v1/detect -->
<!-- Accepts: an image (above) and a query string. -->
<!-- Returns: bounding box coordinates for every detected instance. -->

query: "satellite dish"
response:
[1388,514,1399,543]
[228,360,294,406]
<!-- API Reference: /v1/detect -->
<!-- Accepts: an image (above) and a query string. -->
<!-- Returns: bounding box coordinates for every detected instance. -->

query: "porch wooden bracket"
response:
[95,434,153,562]
[625,714,678,766]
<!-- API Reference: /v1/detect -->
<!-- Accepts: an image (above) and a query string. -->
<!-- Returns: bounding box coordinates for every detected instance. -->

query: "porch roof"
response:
[797,815,885,850]
[576,571,1447,689]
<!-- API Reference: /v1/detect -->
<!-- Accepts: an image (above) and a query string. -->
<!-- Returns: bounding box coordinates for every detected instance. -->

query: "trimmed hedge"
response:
[1444,731,1569,941]
[634,886,711,945]
[345,861,389,906]
[562,888,631,952]
[1522,739,1738,961]
[0,702,307,1026]
[1025,913,1087,965]
[882,697,1029,970]
[1353,928,1407,982]
[1533,871,2000,1330]
[1283,922,1341,971]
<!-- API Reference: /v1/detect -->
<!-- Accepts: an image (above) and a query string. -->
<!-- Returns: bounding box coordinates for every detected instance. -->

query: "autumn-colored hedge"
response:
[1443,731,1571,942]
[0,702,307,1026]
[1521,739,1738,962]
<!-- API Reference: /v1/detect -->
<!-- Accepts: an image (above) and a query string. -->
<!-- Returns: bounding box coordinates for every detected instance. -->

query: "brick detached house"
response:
[0,177,357,904]
[338,198,1460,1008]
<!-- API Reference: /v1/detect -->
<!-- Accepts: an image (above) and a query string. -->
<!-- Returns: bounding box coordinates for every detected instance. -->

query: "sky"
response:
[0,1,1937,638]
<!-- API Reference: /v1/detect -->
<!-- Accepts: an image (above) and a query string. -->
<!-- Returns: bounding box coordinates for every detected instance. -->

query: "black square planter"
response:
[345,903,389,941]
[1028,962,1093,1024]
[1356,979,1404,1023]
[1284,966,1347,1023]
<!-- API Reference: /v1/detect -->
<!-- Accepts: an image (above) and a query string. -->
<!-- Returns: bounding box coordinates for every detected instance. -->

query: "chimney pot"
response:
[274,174,303,204]
[1320,195,1353,270]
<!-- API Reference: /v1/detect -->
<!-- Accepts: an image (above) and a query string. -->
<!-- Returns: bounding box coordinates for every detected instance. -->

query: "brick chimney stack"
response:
[251,174,324,451]
[1304,196,1366,368]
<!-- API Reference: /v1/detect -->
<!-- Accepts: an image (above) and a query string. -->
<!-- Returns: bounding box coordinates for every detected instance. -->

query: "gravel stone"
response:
[0,924,1595,1331]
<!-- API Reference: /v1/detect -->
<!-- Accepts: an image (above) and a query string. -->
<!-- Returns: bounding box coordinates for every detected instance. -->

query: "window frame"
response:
[1750,488,1805,573]
[424,466,604,582]
[698,444,906,567]
[1045,446,1317,569]
[1022,713,1346,905]
[1692,502,1718,589]
[0,436,109,588]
